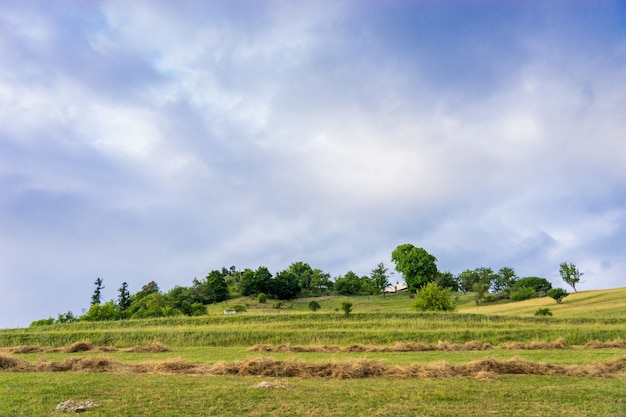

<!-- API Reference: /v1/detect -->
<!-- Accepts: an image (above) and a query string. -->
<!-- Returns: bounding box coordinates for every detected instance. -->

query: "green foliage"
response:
[56,311,77,324]
[135,281,160,300]
[370,262,391,296]
[560,262,583,292]
[228,304,247,313]
[333,271,362,295]
[547,288,569,304]
[117,282,131,311]
[272,302,283,310]
[534,308,553,316]
[271,269,301,300]
[492,267,518,293]
[510,286,536,301]
[204,270,229,304]
[29,317,54,327]
[288,261,314,291]
[391,244,438,292]
[514,277,552,294]
[340,301,353,316]
[257,293,267,303]
[308,300,321,312]
[414,282,456,311]
[82,300,120,321]
[91,277,104,306]
[435,271,459,293]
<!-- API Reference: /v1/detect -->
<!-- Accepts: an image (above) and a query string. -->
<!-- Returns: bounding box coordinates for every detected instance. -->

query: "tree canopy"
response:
[391,244,438,293]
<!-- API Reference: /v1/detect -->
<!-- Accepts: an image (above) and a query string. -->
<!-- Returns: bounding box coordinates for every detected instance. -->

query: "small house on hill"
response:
[384,281,408,293]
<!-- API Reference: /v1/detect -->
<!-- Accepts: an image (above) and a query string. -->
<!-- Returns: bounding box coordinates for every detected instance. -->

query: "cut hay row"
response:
[500,338,572,350]
[0,341,171,355]
[248,340,493,353]
[1,355,625,379]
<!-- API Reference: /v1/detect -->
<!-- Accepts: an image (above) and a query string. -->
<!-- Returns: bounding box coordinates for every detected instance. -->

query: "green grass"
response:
[1,287,625,416]
[1,372,624,417]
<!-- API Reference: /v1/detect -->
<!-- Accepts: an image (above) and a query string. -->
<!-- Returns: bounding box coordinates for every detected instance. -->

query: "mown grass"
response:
[1,287,625,416]
[1,372,624,417]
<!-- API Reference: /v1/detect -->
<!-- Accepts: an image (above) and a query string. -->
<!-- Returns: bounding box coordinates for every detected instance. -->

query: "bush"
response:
[341,301,353,316]
[414,282,456,311]
[229,304,247,313]
[308,300,321,312]
[257,293,267,304]
[30,317,55,327]
[534,308,553,316]
[510,286,536,301]
[547,288,569,304]
[514,277,552,294]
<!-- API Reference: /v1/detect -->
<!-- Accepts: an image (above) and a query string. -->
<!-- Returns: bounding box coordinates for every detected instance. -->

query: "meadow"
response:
[1,287,625,416]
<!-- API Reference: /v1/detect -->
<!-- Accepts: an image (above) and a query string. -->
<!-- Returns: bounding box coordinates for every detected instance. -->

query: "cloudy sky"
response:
[1,0,625,328]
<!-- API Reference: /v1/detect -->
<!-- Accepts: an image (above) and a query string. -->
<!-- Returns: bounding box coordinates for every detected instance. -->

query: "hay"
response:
[254,381,285,389]
[3,353,625,379]
[584,339,626,349]
[123,342,171,353]
[500,338,572,350]
[64,341,95,353]
[247,341,492,353]
[9,345,46,354]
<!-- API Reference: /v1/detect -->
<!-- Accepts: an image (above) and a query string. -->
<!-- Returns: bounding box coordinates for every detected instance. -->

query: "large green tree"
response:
[391,244,438,293]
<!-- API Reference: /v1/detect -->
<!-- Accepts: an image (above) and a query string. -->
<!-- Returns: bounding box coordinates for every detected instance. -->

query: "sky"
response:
[1,0,625,328]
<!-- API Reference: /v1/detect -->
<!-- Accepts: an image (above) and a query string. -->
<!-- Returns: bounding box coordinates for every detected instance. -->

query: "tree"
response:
[117,282,131,312]
[493,267,517,293]
[435,271,459,293]
[414,282,456,311]
[391,244,438,293]
[91,277,104,306]
[370,262,391,297]
[547,288,569,304]
[514,277,552,294]
[559,262,583,292]
[135,281,160,300]
[310,269,333,295]
[288,261,314,291]
[333,271,362,295]
[270,269,301,300]
[204,270,229,304]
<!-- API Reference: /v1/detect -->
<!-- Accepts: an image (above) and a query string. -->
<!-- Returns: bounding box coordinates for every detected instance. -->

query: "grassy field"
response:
[1,287,625,416]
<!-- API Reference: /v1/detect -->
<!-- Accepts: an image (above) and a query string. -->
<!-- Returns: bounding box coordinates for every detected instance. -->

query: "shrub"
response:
[341,301,353,316]
[30,317,55,327]
[415,282,457,311]
[514,277,552,294]
[308,300,321,312]
[229,304,247,313]
[547,288,569,304]
[257,293,267,304]
[534,308,553,316]
[510,286,536,301]
[272,302,283,310]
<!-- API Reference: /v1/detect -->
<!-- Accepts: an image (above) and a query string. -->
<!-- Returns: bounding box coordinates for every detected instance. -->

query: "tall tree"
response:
[370,262,390,297]
[204,270,229,304]
[559,262,583,292]
[493,267,517,293]
[91,277,104,306]
[288,261,314,291]
[117,282,131,311]
[391,244,438,293]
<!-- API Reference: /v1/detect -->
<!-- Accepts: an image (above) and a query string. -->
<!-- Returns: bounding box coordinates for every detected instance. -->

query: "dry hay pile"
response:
[254,381,285,389]
[500,338,572,350]
[584,339,626,349]
[247,341,492,353]
[2,355,625,379]
[122,342,171,353]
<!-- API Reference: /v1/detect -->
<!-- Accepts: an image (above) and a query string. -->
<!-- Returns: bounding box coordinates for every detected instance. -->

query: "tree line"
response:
[32,244,583,325]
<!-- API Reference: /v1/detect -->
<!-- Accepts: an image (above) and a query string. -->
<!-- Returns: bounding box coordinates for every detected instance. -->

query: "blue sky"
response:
[1,0,625,328]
